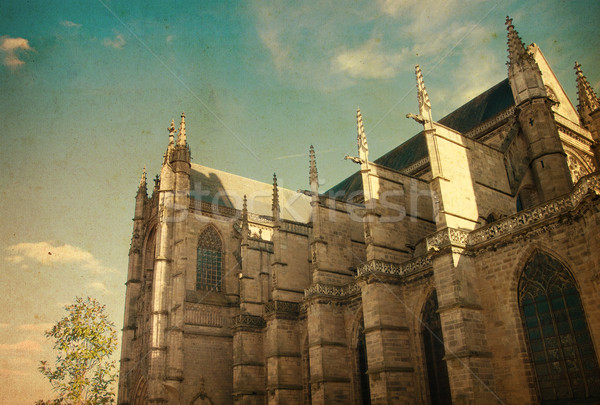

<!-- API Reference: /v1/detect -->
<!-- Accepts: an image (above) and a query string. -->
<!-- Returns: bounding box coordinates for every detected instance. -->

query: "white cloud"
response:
[60,20,82,28]
[18,323,54,333]
[87,281,111,295]
[0,36,33,67]
[103,34,126,49]
[5,241,116,273]
[0,340,43,353]
[259,28,290,72]
[333,38,409,79]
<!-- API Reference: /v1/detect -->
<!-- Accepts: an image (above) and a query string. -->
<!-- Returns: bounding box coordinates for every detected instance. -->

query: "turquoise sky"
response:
[1,0,599,402]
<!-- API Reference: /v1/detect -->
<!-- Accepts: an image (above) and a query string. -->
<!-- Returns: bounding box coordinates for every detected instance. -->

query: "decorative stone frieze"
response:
[232,313,266,329]
[469,172,600,245]
[426,228,469,252]
[264,300,300,315]
[184,303,223,327]
[304,282,360,298]
[356,256,432,278]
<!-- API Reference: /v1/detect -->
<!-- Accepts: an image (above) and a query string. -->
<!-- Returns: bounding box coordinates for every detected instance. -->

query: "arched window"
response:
[196,226,223,292]
[519,251,600,402]
[357,318,371,405]
[422,290,452,405]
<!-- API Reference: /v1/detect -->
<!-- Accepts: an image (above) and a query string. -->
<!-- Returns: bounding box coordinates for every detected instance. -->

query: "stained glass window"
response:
[519,251,600,402]
[422,291,452,405]
[196,226,223,292]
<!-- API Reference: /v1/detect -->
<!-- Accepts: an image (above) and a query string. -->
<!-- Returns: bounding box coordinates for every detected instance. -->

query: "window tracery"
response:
[519,251,600,402]
[196,225,223,292]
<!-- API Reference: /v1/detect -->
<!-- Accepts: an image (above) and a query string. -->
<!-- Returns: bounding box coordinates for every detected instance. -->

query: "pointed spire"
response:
[272,173,280,224]
[137,166,147,197]
[415,65,432,123]
[241,194,249,242]
[309,145,318,185]
[139,166,147,188]
[309,145,320,203]
[177,112,186,146]
[168,119,176,146]
[506,16,528,64]
[357,108,369,163]
[575,62,600,119]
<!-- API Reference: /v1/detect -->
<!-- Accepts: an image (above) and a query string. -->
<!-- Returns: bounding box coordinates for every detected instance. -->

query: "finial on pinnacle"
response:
[272,173,280,221]
[168,119,176,145]
[356,108,369,162]
[309,145,318,183]
[574,61,600,114]
[177,112,186,146]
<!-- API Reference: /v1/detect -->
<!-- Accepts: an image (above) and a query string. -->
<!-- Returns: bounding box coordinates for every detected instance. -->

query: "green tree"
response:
[37,296,119,405]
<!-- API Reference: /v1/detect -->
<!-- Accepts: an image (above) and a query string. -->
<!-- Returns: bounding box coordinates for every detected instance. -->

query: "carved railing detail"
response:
[356,256,432,278]
[304,282,361,298]
[185,303,223,327]
[469,172,600,245]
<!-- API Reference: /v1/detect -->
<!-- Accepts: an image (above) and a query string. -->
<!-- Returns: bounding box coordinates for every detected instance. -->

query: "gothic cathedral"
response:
[118,18,600,404]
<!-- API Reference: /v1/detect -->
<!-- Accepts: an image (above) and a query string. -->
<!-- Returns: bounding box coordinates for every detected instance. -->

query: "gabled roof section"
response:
[326,78,515,199]
[437,79,514,133]
[190,163,311,222]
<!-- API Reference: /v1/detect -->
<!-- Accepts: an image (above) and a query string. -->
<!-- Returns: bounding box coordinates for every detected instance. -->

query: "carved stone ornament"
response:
[232,313,265,329]
[265,300,300,315]
[469,172,600,246]
[425,228,469,252]
[304,282,360,298]
[356,256,432,278]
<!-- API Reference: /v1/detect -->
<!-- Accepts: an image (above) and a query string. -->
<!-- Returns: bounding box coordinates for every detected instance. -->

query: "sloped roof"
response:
[190,163,311,222]
[326,79,515,199]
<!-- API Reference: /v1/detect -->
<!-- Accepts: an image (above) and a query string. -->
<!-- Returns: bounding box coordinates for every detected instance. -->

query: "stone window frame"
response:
[518,251,600,402]
[196,224,224,292]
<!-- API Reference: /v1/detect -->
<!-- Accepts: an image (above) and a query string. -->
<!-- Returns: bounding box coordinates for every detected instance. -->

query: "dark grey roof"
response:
[326,79,515,199]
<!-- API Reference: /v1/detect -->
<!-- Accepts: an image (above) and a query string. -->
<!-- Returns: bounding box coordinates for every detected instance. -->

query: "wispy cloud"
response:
[60,20,82,28]
[166,35,175,44]
[333,39,409,79]
[0,36,33,68]
[103,33,126,49]
[5,241,116,273]
[87,281,112,295]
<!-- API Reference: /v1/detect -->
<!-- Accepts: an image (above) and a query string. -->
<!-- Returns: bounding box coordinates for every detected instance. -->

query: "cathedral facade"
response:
[118,18,600,404]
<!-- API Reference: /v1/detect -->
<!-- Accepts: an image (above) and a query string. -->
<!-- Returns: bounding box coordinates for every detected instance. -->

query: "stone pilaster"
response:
[265,301,303,404]
[305,296,352,404]
[356,268,417,404]
[427,229,498,404]
[232,314,266,405]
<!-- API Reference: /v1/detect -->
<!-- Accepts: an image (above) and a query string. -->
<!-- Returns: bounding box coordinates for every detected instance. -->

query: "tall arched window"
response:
[357,318,371,405]
[422,290,452,405]
[519,251,600,402]
[196,226,223,292]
